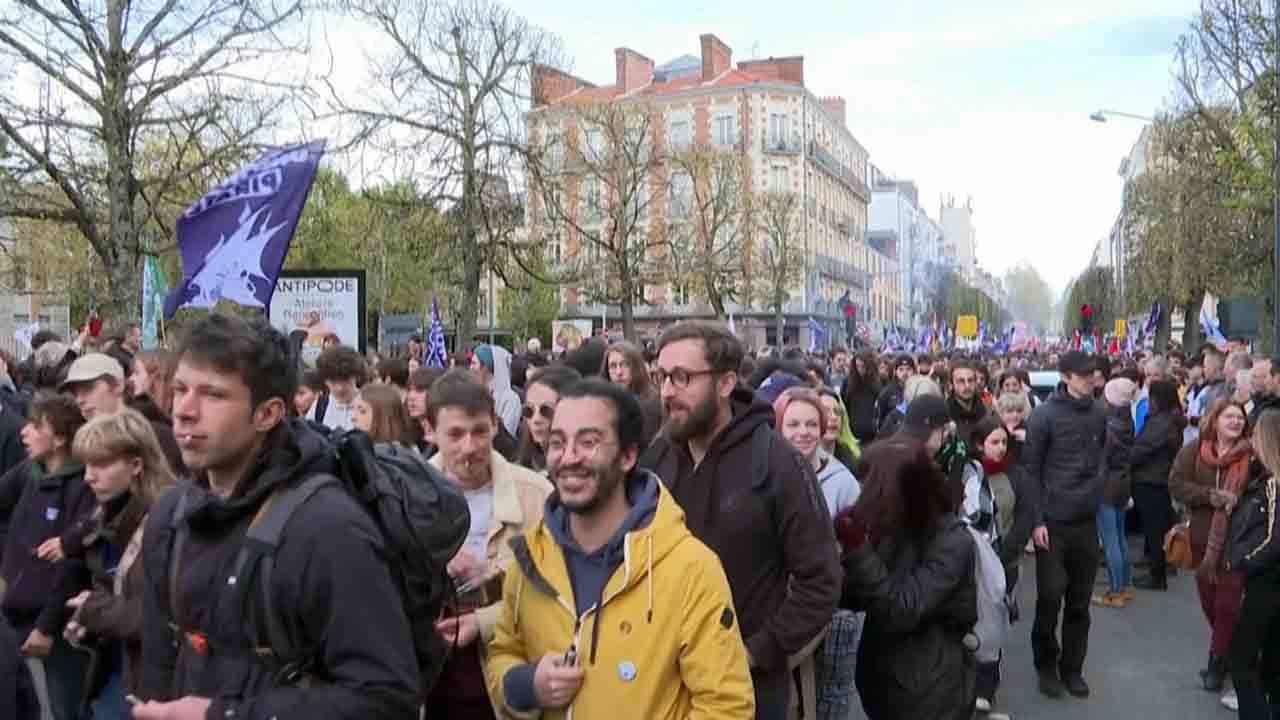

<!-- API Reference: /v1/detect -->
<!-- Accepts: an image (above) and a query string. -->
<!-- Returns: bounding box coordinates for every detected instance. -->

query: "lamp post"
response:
[1090,107,1154,338]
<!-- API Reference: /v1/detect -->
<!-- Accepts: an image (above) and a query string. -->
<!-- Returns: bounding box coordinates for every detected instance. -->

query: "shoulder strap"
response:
[168,489,192,625]
[233,474,340,667]
[313,393,329,424]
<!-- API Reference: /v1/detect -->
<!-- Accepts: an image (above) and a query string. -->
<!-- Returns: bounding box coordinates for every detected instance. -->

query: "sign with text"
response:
[269,270,367,363]
[956,315,978,339]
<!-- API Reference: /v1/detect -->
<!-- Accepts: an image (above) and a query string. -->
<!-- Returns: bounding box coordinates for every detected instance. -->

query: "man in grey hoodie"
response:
[471,344,522,438]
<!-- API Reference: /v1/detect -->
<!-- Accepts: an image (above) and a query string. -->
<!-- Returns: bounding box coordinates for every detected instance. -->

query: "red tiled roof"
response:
[551,68,774,106]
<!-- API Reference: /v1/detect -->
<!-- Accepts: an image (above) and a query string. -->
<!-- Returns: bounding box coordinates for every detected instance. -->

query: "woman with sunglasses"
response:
[515,366,581,473]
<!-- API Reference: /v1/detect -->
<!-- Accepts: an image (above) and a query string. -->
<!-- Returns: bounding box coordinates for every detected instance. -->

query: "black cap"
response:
[902,395,950,440]
[894,353,916,370]
[1058,351,1094,377]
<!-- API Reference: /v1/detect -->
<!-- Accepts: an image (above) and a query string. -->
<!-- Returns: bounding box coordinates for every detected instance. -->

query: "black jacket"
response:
[0,461,95,634]
[1249,393,1280,428]
[0,613,37,719]
[1227,473,1280,577]
[1024,388,1106,525]
[842,515,977,720]
[0,407,26,482]
[136,419,420,720]
[1101,405,1135,507]
[1129,409,1184,487]
[947,394,990,445]
[841,380,880,445]
[875,382,904,428]
[639,386,841,683]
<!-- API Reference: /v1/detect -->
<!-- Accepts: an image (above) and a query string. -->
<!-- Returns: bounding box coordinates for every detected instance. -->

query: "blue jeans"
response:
[1097,505,1130,594]
[91,670,128,720]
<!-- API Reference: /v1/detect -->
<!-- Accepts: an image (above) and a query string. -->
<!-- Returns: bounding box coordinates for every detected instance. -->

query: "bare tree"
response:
[527,100,669,341]
[667,147,750,319]
[755,191,804,345]
[0,1,308,318]
[329,0,563,348]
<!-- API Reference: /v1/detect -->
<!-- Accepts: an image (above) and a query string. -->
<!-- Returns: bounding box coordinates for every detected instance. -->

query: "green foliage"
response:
[498,253,561,347]
[931,268,1010,330]
[1062,266,1117,335]
[286,169,452,316]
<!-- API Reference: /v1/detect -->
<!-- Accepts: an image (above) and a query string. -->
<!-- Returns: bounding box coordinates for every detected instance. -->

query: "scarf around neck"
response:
[1199,437,1253,576]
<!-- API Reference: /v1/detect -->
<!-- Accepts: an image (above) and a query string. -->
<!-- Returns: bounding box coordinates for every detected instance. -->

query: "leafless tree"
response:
[0,0,309,318]
[755,191,805,345]
[526,100,670,341]
[328,0,564,347]
[666,147,750,319]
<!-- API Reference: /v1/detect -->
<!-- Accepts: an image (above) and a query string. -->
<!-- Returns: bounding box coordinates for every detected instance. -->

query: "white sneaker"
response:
[975,697,992,712]
[1221,690,1238,712]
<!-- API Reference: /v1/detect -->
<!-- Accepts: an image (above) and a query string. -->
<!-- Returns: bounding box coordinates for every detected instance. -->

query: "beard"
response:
[664,388,721,444]
[555,462,626,515]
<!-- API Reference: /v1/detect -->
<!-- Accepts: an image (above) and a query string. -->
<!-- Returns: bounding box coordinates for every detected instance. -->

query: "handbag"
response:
[1164,521,1195,571]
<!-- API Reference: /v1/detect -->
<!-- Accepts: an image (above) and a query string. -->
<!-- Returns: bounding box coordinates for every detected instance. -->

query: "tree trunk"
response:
[1153,294,1174,353]
[774,296,785,349]
[621,297,636,342]
[1181,295,1204,351]
[452,30,481,352]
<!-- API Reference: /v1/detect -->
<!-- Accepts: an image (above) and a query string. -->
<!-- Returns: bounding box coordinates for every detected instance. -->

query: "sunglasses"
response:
[522,403,555,421]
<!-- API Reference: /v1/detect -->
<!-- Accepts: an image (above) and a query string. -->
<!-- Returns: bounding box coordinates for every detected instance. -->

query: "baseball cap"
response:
[894,354,916,370]
[59,353,125,391]
[902,395,950,440]
[1058,351,1094,377]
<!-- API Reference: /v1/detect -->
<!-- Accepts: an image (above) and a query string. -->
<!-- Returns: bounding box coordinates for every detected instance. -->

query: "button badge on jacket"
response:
[618,660,637,682]
[45,506,59,521]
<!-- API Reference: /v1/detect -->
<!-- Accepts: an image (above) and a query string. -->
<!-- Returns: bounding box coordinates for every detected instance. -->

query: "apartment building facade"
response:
[527,33,872,348]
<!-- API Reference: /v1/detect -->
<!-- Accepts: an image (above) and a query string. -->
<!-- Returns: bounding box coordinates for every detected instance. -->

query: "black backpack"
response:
[167,430,470,693]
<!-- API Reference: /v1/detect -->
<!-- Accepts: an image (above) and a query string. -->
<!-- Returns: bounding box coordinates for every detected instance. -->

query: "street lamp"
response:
[1089,109,1155,123]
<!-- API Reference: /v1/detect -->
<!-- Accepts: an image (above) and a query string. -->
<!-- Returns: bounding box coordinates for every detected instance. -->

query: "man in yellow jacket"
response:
[487,379,755,719]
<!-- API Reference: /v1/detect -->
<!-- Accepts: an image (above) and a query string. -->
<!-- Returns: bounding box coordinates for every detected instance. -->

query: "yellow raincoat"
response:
[486,473,755,719]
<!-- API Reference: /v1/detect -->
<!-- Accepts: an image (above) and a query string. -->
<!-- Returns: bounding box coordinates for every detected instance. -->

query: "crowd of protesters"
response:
[0,316,1275,720]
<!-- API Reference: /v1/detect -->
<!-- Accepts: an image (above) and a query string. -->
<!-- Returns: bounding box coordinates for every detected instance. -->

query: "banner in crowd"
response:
[552,320,592,354]
[165,139,327,318]
[268,269,367,361]
[141,254,168,349]
[426,292,448,368]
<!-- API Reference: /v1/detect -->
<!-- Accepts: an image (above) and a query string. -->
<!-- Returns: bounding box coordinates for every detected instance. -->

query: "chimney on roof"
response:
[700,34,732,81]
[615,48,655,94]
[820,97,846,126]
[736,56,804,86]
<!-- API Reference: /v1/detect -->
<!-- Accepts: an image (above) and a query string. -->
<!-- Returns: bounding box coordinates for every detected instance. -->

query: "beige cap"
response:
[59,353,125,391]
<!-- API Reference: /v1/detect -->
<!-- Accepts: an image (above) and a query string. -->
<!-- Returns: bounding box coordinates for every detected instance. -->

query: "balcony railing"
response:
[808,141,871,202]
[762,131,802,155]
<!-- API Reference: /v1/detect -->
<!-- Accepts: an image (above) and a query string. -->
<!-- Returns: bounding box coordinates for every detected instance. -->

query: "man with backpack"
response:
[132,313,421,720]
[639,321,841,719]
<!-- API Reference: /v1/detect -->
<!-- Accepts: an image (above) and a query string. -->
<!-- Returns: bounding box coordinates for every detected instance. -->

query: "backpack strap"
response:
[167,488,192,627]
[230,474,339,677]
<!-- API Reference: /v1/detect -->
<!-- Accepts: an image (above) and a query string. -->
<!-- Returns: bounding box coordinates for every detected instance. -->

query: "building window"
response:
[673,282,691,305]
[625,179,649,223]
[715,114,736,147]
[545,227,562,265]
[768,113,789,150]
[584,179,603,222]
[669,119,691,150]
[584,127,604,161]
[625,122,649,163]
[670,172,692,218]
[770,165,788,193]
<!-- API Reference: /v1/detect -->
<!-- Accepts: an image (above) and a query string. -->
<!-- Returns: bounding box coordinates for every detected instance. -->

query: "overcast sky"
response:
[499,0,1197,296]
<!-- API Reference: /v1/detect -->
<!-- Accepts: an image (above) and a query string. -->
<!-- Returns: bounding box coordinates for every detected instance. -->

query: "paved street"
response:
[997,550,1229,720]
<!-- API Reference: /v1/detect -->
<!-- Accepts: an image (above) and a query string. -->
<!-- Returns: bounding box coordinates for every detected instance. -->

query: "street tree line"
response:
[0,0,815,343]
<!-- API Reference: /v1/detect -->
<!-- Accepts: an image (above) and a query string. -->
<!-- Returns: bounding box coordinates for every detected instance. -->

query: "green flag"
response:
[141,255,168,349]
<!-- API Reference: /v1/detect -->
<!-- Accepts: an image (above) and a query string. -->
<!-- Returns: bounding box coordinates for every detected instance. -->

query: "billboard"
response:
[269,270,367,364]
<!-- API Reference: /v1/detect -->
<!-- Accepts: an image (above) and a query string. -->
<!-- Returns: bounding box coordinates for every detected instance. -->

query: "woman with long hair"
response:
[774,387,861,720]
[1170,398,1253,695]
[405,367,445,455]
[1095,378,1137,609]
[129,349,175,418]
[816,387,860,473]
[834,436,977,720]
[602,341,663,446]
[1130,380,1188,591]
[1226,409,1280,719]
[63,409,175,718]
[514,365,581,473]
[353,383,416,446]
[841,353,880,446]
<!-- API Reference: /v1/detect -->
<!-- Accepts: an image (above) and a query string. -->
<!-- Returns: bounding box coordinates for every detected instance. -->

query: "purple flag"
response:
[165,140,326,318]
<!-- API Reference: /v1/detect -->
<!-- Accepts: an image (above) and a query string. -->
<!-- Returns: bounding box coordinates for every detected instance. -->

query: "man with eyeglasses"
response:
[639,321,840,720]
[422,370,552,719]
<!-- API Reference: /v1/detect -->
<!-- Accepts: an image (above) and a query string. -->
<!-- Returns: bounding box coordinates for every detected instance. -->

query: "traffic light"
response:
[1080,304,1094,332]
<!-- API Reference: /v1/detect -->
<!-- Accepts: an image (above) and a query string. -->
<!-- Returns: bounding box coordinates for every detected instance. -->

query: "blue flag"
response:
[807,317,827,353]
[165,140,326,318]
[1143,302,1161,337]
[426,292,449,369]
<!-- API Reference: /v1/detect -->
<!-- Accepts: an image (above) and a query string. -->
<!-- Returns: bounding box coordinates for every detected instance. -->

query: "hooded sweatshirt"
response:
[640,386,841,682]
[816,451,860,518]
[479,345,522,438]
[488,470,754,720]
